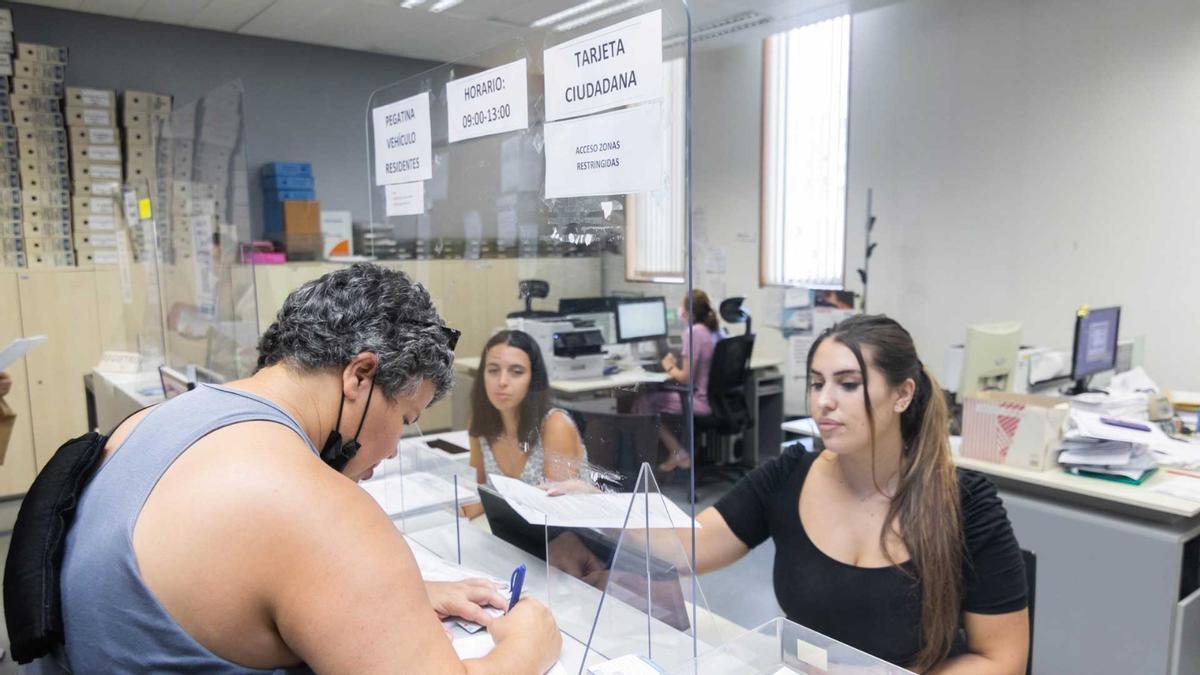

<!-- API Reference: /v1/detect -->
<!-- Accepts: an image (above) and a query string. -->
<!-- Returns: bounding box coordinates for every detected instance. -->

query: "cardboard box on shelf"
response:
[21,218,70,238]
[960,392,1070,471]
[72,161,122,183]
[12,77,63,99]
[76,246,119,267]
[66,107,114,128]
[21,156,68,177]
[14,111,62,130]
[23,204,70,223]
[69,125,118,146]
[0,32,12,55]
[70,143,120,163]
[18,140,65,162]
[1,219,20,238]
[27,248,75,268]
[73,196,109,216]
[11,94,60,115]
[122,90,171,113]
[72,211,118,231]
[74,179,121,197]
[0,188,19,205]
[19,171,68,193]
[12,59,64,82]
[73,230,120,249]
[123,127,153,147]
[27,234,73,256]
[65,87,115,111]
[0,173,15,190]
[18,126,65,147]
[15,43,68,65]
[0,54,11,78]
[23,189,70,209]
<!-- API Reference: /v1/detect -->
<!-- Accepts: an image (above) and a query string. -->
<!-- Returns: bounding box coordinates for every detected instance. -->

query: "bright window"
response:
[626,57,686,283]
[761,16,851,288]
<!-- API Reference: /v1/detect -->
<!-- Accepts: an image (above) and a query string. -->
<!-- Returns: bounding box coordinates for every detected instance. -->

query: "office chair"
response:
[563,407,662,491]
[506,279,560,319]
[1023,548,1037,675]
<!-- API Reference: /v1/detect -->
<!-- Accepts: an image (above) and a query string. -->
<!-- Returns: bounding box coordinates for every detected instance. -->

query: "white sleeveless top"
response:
[477,408,582,485]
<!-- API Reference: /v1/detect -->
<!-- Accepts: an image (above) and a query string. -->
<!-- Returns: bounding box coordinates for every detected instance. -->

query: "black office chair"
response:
[1023,548,1037,675]
[507,279,560,319]
[563,408,661,491]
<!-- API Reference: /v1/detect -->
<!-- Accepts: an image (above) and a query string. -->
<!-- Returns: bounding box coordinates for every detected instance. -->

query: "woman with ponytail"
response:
[686,314,1029,672]
[635,289,721,472]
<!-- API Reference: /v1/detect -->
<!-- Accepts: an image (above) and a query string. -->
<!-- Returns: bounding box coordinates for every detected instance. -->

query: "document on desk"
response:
[360,471,479,516]
[490,474,699,529]
[1151,476,1200,502]
[0,336,46,371]
[452,633,569,673]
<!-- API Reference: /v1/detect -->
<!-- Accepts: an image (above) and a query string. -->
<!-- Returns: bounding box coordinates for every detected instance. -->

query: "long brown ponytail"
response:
[807,314,962,671]
[689,289,719,332]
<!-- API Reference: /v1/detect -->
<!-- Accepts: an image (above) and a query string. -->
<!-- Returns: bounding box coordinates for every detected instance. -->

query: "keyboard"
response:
[642,363,666,373]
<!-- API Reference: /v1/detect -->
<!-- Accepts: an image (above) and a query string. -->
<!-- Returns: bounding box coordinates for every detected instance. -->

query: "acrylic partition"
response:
[148,80,259,383]
[671,617,916,675]
[364,2,713,670]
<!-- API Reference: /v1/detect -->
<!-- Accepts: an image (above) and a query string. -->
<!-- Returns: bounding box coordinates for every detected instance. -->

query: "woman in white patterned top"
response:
[468,330,585,490]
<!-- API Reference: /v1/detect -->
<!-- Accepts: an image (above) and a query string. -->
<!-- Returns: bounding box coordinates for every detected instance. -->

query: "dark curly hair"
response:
[256,263,454,402]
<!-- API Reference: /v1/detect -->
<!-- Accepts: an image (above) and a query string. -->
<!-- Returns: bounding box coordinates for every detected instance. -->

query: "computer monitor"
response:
[1069,306,1120,395]
[158,365,194,400]
[957,321,1022,403]
[615,297,668,344]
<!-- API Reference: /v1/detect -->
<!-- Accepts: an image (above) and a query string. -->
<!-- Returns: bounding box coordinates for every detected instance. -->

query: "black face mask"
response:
[320,383,375,472]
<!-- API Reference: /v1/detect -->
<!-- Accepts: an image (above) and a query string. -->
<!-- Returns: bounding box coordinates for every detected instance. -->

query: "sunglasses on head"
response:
[406,320,461,351]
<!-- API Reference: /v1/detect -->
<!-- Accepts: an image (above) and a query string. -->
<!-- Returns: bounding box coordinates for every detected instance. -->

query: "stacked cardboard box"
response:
[122,89,171,260]
[261,162,319,259]
[0,9,21,268]
[66,86,123,267]
[13,39,72,267]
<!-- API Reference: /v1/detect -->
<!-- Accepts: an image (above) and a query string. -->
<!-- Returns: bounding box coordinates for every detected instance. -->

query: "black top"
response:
[714,448,1027,667]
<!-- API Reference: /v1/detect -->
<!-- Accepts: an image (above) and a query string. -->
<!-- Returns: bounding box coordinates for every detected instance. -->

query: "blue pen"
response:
[1101,416,1152,432]
[507,563,526,613]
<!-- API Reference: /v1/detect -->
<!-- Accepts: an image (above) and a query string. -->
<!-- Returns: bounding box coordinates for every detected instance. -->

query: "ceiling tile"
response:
[76,0,146,18]
[136,0,211,24]
[188,0,275,32]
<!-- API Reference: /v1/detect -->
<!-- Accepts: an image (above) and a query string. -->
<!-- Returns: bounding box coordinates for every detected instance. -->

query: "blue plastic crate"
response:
[261,162,313,178]
[262,174,314,190]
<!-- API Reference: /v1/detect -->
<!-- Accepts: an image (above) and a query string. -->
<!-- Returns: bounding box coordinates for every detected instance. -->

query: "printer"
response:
[506,316,606,381]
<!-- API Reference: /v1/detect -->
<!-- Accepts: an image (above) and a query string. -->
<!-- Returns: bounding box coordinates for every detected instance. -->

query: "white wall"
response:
[847,0,1200,390]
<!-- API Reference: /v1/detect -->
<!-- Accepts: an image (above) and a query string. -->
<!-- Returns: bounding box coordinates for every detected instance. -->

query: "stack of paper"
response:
[1059,411,1159,483]
[1066,409,1200,470]
[490,474,699,529]
[360,471,479,516]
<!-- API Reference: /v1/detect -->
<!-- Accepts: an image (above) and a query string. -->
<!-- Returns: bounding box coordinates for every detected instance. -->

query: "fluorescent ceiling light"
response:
[400,0,429,7]
[429,0,463,11]
[555,0,645,31]
[530,0,613,28]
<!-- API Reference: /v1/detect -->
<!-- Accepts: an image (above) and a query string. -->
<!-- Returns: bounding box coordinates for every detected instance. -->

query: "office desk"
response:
[403,517,742,672]
[957,457,1200,674]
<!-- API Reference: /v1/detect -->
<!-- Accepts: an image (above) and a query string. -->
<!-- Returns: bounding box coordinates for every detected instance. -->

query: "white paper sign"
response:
[385,181,424,216]
[543,103,661,199]
[543,9,663,121]
[372,92,433,186]
[446,59,529,143]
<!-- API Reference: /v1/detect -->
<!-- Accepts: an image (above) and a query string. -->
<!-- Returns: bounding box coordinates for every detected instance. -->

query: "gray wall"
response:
[5,2,436,235]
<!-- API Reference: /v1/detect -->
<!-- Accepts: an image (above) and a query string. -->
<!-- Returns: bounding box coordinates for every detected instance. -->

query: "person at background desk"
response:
[674,315,1029,673]
[57,264,561,673]
[634,289,720,473]
[468,330,586,493]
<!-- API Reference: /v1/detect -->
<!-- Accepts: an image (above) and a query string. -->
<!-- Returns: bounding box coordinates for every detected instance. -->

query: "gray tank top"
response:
[60,384,317,674]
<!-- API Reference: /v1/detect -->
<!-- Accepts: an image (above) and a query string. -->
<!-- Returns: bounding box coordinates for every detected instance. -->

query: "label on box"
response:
[446,59,529,144]
[0,10,12,33]
[89,180,121,196]
[384,181,424,216]
[89,164,121,180]
[543,10,663,122]
[83,214,117,231]
[91,248,120,265]
[81,197,115,215]
[86,145,120,162]
[86,127,116,144]
[76,88,112,107]
[82,233,119,248]
[371,91,432,186]
[543,103,662,198]
[12,95,58,114]
[81,109,113,126]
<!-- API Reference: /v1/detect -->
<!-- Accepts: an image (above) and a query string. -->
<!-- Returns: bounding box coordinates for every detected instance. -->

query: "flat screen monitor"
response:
[615,297,668,344]
[1072,306,1120,384]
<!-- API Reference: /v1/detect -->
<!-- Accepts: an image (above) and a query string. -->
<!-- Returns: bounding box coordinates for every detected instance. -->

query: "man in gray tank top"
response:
[60,264,562,673]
